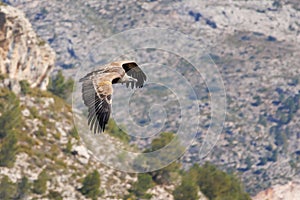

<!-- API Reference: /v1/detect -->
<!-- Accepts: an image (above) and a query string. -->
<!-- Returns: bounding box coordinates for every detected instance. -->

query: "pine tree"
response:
[193,162,251,200]
[48,70,74,100]
[80,170,101,200]
[130,174,154,199]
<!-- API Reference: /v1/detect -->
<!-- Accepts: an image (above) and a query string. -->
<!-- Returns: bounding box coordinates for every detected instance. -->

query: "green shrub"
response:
[19,80,31,95]
[80,170,101,200]
[48,190,63,200]
[38,40,46,46]
[0,176,16,200]
[0,132,18,167]
[173,175,199,200]
[32,170,48,194]
[0,88,22,139]
[129,174,154,199]
[190,163,251,200]
[29,106,39,119]
[47,70,74,100]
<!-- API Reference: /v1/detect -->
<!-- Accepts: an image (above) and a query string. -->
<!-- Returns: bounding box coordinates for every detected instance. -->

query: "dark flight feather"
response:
[80,78,111,133]
[122,62,147,88]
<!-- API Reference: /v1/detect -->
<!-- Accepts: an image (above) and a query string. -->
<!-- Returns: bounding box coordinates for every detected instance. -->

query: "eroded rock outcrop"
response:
[252,181,300,200]
[0,4,55,93]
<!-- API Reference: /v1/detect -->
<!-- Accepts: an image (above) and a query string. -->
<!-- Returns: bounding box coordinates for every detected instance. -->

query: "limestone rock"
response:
[253,181,300,200]
[0,4,55,92]
[72,144,91,164]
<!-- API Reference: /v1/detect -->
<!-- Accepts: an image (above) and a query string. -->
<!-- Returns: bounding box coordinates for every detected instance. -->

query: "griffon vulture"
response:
[79,61,147,134]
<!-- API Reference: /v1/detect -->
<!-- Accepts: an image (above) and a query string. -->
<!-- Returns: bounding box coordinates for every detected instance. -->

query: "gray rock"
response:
[0,4,55,92]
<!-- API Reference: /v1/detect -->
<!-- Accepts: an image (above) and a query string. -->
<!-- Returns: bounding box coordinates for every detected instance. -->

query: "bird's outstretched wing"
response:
[122,62,147,88]
[80,75,114,134]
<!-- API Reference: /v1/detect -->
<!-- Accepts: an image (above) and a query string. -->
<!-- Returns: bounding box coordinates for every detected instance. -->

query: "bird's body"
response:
[79,61,146,134]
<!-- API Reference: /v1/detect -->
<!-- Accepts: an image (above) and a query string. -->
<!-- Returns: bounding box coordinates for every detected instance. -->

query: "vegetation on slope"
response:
[174,163,251,200]
[0,71,251,199]
[47,70,74,100]
[0,76,79,199]
[0,88,22,167]
[127,132,251,200]
[79,170,102,200]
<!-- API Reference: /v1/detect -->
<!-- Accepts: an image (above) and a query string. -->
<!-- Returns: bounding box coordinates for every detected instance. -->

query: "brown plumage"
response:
[79,61,147,134]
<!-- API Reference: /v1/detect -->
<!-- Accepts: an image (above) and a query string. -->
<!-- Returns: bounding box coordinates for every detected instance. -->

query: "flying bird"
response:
[79,61,147,134]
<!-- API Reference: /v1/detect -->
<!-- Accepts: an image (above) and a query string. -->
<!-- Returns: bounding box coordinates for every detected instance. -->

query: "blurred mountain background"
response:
[0,0,299,199]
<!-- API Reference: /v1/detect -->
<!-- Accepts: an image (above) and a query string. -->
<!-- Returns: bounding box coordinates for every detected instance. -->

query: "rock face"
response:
[0,4,55,92]
[253,181,300,200]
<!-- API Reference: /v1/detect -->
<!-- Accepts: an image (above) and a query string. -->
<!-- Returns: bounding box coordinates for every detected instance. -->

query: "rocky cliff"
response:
[253,181,300,200]
[0,4,55,93]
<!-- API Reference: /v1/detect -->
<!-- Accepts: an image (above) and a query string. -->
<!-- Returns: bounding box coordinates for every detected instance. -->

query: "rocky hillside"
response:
[0,4,219,199]
[3,0,300,198]
[0,86,137,199]
[0,4,133,200]
[0,3,55,93]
